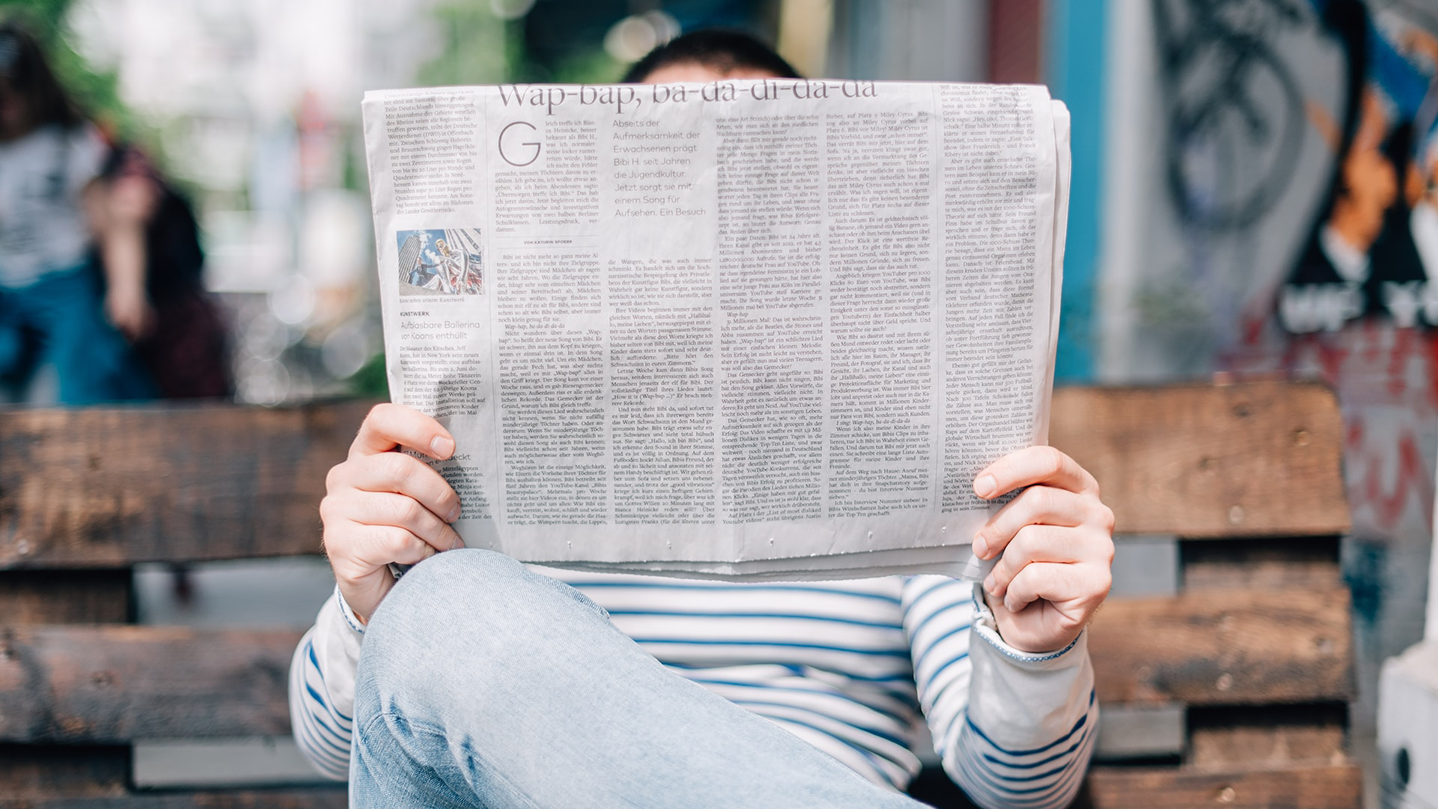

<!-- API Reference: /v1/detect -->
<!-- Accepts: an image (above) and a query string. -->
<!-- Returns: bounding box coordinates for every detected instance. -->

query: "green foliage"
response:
[549,47,625,85]
[348,351,391,399]
[0,0,153,147]
[416,3,626,87]
[416,2,513,87]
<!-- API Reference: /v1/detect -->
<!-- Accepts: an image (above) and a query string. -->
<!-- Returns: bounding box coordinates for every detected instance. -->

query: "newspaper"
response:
[361,79,1070,581]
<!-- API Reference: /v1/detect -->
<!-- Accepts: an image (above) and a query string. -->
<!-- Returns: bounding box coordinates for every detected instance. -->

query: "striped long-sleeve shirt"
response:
[290,571,1096,809]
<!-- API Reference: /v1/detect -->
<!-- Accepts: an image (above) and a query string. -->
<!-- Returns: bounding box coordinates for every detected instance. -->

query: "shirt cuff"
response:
[334,585,367,637]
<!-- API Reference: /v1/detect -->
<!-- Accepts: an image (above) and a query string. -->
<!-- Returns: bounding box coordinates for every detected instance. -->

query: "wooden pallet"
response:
[0,382,1359,807]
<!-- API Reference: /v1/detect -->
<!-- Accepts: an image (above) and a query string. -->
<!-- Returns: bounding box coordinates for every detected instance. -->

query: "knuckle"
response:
[378,525,414,554]
[324,463,345,494]
[1096,503,1116,534]
[391,496,425,525]
[1040,446,1067,478]
[1005,571,1031,599]
[1030,484,1058,514]
[393,455,418,487]
[999,553,1024,583]
[992,556,1012,582]
[1095,568,1114,598]
[318,494,339,523]
[383,453,415,488]
[320,522,355,562]
[1015,523,1045,554]
[1004,525,1030,558]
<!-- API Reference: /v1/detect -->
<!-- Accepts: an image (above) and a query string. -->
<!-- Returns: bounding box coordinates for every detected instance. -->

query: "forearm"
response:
[85,170,159,338]
[945,592,1096,809]
[903,576,1097,809]
[289,587,366,779]
[99,221,147,299]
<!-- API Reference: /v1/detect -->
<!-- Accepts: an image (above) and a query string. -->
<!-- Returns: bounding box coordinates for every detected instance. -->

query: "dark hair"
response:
[623,29,801,83]
[0,22,83,129]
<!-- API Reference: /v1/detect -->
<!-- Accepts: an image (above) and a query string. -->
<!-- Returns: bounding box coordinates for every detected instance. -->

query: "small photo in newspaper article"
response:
[397,227,484,296]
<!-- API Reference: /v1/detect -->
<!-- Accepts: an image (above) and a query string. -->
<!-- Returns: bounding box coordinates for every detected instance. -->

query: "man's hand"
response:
[320,403,466,624]
[971,446,1114,654]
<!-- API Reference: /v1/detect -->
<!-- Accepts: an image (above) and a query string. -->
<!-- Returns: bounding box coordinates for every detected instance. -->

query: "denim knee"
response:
[368,549,603,635]
[356,550,607,715]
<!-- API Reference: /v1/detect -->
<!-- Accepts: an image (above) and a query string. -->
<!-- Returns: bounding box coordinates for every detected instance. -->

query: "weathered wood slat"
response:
[0,745,129,799]
[1088,587,1353,706]
[1182,537,1343,590]
[0,584,1351,742]
[0,401,374,569]
[1049,382,1349,538]
[0,788,347,809]
[1187,704,1348,769]
[0,573,136,795]
[0,627,303,743]
[0,571,132,624]
[1081,762,1362,809]
[1,383,1348,566]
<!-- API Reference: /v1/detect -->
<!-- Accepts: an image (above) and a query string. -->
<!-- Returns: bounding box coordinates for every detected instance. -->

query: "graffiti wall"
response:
[1110,0,1438,736]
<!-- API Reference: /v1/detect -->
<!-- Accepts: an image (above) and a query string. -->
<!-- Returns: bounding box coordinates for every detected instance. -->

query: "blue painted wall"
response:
[1045,0,1105,383]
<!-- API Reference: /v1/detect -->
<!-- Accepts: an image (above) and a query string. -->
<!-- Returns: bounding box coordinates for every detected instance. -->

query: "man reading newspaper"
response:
[291,30,1114,809]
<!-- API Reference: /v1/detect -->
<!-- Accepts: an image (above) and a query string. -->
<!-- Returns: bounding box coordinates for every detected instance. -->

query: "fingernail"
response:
[974,475,997,498]
[447,504,462,523]
[450,533,466,551]
[1004,597,1018,613]
[973,534,989,559]
[983,572,996,594]
[431,435,455,458]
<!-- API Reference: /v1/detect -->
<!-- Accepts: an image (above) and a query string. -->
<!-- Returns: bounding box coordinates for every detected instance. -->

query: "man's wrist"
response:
[334,585,368,636]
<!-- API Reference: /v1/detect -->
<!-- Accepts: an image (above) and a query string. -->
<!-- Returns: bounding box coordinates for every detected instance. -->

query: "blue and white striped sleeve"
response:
[901,575,1098,809]
[288,586,366,780]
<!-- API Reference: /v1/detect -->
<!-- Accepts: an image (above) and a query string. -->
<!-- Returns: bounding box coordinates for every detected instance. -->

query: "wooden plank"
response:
[0,401,374,569]
[0,745,128,799]
[1050,382,1349,538]
[0,382,1351,565]
[1089,587,1353,706]
[0,788,347,809]
[1082,763,1362,808]
[0,573,135,796]
[0,571,132,624]
[0,627,303,743]
[1183,537,1343,591]
[0,584,1352,742]
[1187,704,1348,769]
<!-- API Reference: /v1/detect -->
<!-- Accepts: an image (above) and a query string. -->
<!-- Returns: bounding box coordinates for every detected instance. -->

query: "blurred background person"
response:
[0,20,155,404]
[92,144,233,399]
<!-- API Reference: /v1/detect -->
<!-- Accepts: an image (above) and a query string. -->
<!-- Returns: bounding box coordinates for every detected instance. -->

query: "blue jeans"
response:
[352,550,925,808]
[0,265,155,404]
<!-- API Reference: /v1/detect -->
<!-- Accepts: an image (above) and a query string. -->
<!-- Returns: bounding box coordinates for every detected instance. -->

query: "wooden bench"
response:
[0,381,1360,808]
